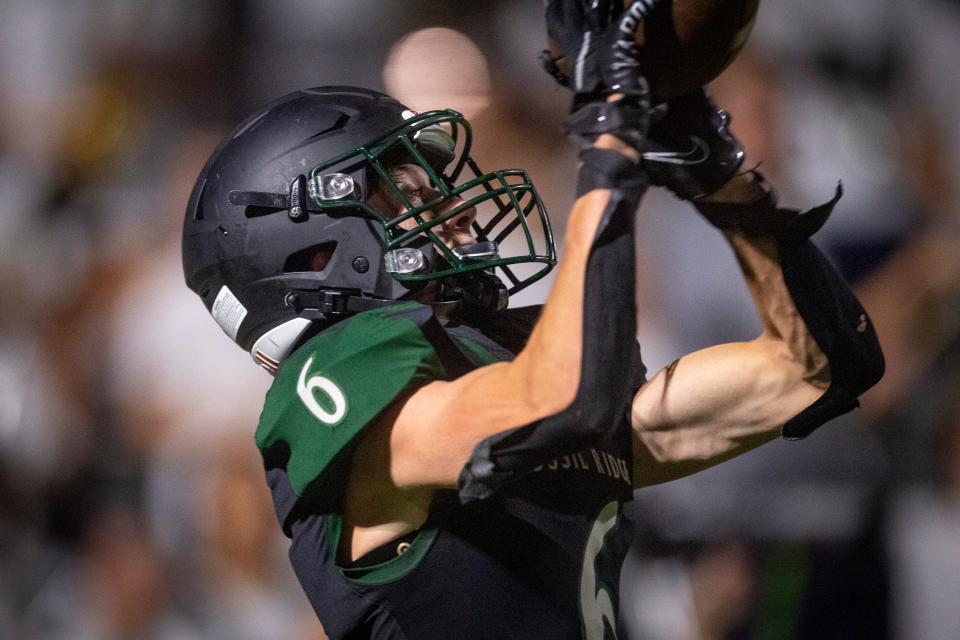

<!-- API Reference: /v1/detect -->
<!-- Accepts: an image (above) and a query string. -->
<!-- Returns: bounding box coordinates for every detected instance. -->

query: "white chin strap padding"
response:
[250,318,313,375]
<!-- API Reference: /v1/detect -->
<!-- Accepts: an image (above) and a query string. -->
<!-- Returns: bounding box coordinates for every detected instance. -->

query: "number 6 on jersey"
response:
[580,500,620,639]
[297,356,348,426]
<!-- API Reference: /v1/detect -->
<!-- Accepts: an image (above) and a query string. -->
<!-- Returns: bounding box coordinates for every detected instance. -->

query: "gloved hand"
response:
[556,1,657,150]
[641,88,745,200]
[543,0,657,95]
[541,0,619,91]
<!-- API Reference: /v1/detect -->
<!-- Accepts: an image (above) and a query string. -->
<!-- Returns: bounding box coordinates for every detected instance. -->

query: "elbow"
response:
[761,311,886,397]
[755,330,829,391]
[745,337,828,425]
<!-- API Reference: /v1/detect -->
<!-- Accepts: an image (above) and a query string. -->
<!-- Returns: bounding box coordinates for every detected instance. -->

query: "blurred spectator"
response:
[182,435,314,640]
[21,504,204,640]
[886,347,960,640]
[621,541,757,640]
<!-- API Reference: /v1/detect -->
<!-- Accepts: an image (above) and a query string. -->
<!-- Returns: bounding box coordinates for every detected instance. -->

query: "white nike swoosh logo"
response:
[642,136,711,166]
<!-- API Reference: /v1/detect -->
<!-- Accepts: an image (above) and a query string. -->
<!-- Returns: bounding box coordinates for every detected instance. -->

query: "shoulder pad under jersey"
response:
[256,303,445,498]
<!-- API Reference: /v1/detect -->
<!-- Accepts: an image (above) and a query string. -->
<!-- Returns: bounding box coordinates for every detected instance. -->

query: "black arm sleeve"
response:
[459,151,647,502]
[696,182,885,439]
[776,201,885,438]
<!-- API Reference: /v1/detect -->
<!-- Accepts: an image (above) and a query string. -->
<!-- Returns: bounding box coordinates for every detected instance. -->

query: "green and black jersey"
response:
[257,302,640,639]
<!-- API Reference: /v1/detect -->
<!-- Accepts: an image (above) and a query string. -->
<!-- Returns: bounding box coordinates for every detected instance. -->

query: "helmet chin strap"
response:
[437,269,508,316]
[250,291,404,375]
[386,239,508,315]
[431,241,509,316]
[252,240,508,374]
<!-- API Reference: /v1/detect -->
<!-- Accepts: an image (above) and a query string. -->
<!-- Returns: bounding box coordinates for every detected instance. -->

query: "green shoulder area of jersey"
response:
[255,302,449,498]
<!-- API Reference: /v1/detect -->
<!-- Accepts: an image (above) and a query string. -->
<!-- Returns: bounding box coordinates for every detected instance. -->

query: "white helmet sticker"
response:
[211,285,248,341]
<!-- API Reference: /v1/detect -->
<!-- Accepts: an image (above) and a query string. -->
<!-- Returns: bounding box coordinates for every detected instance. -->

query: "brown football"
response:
[548,0,760,101]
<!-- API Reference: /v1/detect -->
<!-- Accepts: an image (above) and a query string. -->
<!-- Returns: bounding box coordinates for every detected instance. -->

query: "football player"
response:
[182,14,883,640]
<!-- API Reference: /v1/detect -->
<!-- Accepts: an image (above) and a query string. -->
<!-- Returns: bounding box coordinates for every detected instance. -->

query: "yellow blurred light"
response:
[384,27,491,118]
[64,83,133,166]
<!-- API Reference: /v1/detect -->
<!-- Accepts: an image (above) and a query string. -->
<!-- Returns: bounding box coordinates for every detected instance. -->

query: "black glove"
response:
[542,0,620,90]
[563,90,651,151]
[559,2,658,150]
[640,88,745,200]
[543,0,659,94]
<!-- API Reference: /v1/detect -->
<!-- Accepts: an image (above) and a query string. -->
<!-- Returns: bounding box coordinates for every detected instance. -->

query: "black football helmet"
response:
[183,87,555,373]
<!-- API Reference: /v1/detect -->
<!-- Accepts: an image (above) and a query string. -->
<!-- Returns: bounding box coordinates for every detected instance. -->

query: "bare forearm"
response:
[513,134,640,412]
[395,199,610,484]
[393,139,645,487]
[515,191,608,409]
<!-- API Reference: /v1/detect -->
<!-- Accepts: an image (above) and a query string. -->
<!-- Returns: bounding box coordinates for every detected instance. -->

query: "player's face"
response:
[367,163,477,251]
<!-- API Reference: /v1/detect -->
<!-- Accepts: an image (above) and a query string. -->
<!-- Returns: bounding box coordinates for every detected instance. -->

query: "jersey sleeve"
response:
[255,303,446,500]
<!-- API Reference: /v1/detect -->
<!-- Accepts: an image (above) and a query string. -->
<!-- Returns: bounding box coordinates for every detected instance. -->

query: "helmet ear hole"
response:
[283,241,338,273]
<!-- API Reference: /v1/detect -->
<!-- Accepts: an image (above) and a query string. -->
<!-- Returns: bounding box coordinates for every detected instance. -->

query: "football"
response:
[548,0,760,101]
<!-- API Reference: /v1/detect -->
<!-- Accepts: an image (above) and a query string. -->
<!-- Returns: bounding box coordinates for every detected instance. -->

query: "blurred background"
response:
[1,1,959,638]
